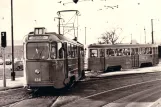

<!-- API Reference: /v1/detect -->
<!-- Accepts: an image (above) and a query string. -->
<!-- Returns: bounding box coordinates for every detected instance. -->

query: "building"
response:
[0,40,23,60]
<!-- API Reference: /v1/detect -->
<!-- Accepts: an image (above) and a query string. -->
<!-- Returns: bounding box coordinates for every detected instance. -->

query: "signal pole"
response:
[1,31,7,87]
[3,48,6,87]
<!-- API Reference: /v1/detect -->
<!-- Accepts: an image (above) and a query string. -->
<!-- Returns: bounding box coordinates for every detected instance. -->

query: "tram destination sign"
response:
[29,35,49,40]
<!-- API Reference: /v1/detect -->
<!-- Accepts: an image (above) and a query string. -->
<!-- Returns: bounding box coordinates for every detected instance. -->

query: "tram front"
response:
[23,27,67,89]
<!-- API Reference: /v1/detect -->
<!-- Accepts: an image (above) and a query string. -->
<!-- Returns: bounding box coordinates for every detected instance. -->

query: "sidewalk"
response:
[0,77,25,91]
[85,62,161,78]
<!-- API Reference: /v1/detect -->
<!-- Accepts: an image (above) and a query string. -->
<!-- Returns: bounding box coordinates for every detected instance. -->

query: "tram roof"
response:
[88,43,158,48]
[25,32,83,46]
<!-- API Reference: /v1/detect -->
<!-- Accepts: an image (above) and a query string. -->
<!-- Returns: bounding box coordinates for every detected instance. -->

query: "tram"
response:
[158,45,161,58]
[23,27,84,89]
[87,43,159,72]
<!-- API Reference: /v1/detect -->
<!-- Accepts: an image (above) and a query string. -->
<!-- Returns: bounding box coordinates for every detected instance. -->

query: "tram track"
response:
[1,87,60,107]
[102,85,161,107]
[78,71,161,89]
[61,79,161,107]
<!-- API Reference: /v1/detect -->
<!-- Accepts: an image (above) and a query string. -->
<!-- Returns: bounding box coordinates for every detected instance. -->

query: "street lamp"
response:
[11,0,15,81]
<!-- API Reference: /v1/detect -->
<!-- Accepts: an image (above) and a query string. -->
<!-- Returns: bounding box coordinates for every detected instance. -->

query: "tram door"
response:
[131,48,139,68]
[63,42,68,78]
[77,47,83,77]
[153,47,159,65]
[99,49,105,71]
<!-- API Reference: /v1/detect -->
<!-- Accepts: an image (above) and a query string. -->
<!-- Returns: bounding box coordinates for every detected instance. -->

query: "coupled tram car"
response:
[88,43,159,72]
[23,27,84,89]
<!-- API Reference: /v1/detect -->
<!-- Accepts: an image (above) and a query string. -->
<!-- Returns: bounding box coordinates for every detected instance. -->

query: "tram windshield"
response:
[27,43,49,59]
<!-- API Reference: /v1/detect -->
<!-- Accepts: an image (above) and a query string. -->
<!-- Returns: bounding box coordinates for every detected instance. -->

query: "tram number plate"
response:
[34,78,41,82]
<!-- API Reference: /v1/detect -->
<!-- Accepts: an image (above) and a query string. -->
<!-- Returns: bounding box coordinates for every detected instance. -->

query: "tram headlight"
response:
[35,69,40,74]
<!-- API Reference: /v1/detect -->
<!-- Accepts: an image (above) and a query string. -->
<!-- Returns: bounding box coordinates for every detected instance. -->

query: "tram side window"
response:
[139,48,146,54]
[58,43,64,59]
[153,47,155,54]
[145,47,152,54]
[131,48,136,55]
[156,47,158,54]
[99,49,105,57]
[74,45,78,57]
[51,43,57,59]
[90,49,98,57]
[124,48,130,55]
[154,47,157,54]
[145,48,148,54]
[106,49,109,56]
[149,47,152,54]
[140,48,145,54]
[116,49,123,56]
[71,45,75,58]
[80,47,84,57]
[107,49,115,56]
[68,44,71,58]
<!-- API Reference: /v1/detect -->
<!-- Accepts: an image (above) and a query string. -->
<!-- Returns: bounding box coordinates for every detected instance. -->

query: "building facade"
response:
[0,45,23,60]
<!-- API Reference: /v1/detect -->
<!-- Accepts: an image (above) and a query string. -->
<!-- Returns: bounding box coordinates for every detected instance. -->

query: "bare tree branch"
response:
[98,27,123,44]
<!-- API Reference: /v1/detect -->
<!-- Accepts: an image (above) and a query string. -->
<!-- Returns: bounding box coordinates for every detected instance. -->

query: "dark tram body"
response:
[23,27,84,89]
[87,44,159,72]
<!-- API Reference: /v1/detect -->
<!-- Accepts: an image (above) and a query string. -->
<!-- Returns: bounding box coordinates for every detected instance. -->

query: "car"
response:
[5,59,12,65]
[11,61,23,71]
[0,59,3,65]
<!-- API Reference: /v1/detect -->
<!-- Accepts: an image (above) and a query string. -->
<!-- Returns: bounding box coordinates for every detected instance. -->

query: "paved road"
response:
[52,71,161,107]
[1,66,161,107]
[61,79,161,107]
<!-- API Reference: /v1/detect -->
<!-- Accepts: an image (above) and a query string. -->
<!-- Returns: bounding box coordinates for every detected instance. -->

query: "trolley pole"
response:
[151,19,154,44]
[54,17,63,35]
[11,0,15,81]
[3,48,6,87]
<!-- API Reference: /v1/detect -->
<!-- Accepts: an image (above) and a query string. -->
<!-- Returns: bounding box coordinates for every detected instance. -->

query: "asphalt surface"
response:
[1,65,161,107]
[52,71,161,107]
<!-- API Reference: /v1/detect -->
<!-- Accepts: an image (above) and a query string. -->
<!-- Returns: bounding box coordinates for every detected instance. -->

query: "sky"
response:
[0,0,161,45]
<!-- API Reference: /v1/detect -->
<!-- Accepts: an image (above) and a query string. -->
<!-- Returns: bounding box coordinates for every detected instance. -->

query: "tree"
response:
[98,27,123,44]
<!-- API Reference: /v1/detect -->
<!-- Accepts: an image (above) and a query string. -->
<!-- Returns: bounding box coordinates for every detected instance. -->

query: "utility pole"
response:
[11,0,15,81]
[3,48,6,87]
[85,27,86,45]
[151,19,154,44]
[144,27,146,44]
[131,34,132,44]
